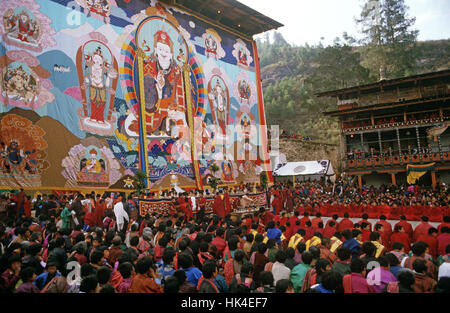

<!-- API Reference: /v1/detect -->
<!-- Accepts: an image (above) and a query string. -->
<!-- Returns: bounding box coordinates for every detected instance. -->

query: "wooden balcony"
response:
[346,152,448,169]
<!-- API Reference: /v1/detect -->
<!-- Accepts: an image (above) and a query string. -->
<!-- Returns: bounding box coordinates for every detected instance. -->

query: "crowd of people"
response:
[269,180,450,222]
[0,179,449,294]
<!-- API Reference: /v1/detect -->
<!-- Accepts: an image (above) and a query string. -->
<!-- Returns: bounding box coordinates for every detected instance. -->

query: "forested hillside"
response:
[257,34,450,145]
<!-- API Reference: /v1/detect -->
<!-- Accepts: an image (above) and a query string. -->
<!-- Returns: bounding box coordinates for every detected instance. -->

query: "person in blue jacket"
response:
[34,262,60,290]
[266,221,282,245]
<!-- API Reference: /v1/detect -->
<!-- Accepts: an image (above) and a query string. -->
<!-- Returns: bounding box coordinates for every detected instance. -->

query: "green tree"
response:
[260,171,268,190]
[306,37,371,92]
[134,170,148,196]
[356,0,419,80]
[208,163,220,191]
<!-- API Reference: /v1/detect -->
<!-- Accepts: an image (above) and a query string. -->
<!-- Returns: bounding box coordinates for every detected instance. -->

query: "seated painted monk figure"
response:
[77,149,109,186]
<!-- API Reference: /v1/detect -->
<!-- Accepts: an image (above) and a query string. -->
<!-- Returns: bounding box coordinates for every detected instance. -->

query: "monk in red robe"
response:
[323,221,337,239]
[438,216,450,234]
[429,204,442,223]
[414,216,432,242]
[224,190,232,216]
[360,222,372,243]
[24,196,31,218]
[95,198,106,227]
[390,225,411,253]
[311,213,323,229]
[271,188,282,216]
[280,213,288,227]
[261,208,274,226]
[299,212,311,228]
[212,191,226,219]
[338,212,354,232]
[437,227,450,256]
[394,216,414,241]
[416,227,439,259]
[285,188,294,213]
[376,215,392,238]
[357,213,372,232]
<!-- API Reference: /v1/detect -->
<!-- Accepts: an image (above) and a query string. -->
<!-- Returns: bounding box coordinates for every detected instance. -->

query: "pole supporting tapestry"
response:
[406,162,435,185]
[183,62,203,190]
[136,48,151,189]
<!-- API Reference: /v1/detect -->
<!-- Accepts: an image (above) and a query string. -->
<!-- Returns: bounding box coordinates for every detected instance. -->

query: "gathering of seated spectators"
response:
[0,179,449,294]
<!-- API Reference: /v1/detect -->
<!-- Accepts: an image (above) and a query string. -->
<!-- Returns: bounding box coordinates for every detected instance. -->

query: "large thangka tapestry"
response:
[0,0,272,191]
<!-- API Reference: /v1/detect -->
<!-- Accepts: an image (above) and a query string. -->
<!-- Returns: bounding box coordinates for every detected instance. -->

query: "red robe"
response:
[394,220,414,241]
[273,215,280,224]
[299,216,310,229]
[198,196,206,210]
[338,218,354,232]
[95,201,106,227]
[323,226,336,239]
[412,205,423,221]
[84,211,96,227]
[289,216,298,227]
[24,199,31,218]
[285,189,294,212]
[262,211,275,226]
[212,195,226,219]
[414,222,432,242]
[319,204,329,217]
[179,198,193,220]
[311,217,323,229]
[377,220,392,238]
[390,232,411,253]
[271,191,282,215]
[16,191,26,213]
[211,236,227,257]
[437,233,450,256]
[296,205,305,216]
[380,205,391,219]
[351,204,362,218]
[361,229,371,243]
[377,231,390,249]
[389,206,401,220]
[282,188,288,209]
[438,222,450,234]
[357,219,372,232]
[417,234,438,259]
[224,192,232,216]
[404,205,415,221]
[304,227,314,241]
[244,217,252,233]
[368,205,378,219]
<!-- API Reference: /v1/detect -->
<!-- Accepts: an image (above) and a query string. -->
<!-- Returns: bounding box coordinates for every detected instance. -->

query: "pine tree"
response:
[356,0,419,80]
[307,35,371,91]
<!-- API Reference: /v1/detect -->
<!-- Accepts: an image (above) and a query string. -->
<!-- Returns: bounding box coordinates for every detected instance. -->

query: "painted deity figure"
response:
[86,0,110,21]
[82,46,116,123]
[17,11,37,43]
[3,10,39,44]
[5,141,24,174]
[208,79,227,134]
[238,80,251,103]
[241,115,251,137]
[1,140,35,175]
[205,34,217,56]
[130,30,187,137]
[238,47,247,66]
[3,65,37,104]
[222,161,234,182]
